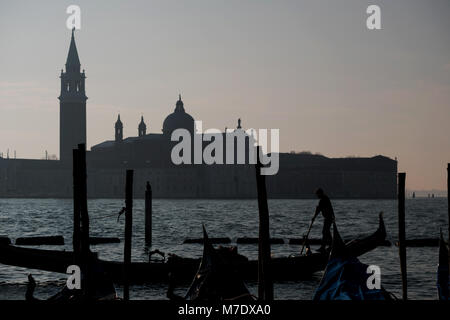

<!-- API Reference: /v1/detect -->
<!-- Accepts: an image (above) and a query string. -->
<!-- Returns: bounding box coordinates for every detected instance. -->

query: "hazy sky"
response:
[0,0,449,190]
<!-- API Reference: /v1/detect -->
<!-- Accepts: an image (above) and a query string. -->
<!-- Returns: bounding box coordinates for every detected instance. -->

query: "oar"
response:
[300,215,316,255]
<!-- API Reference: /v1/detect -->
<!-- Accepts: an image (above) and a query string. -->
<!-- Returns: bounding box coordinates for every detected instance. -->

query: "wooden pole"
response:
[78,144,90,256]
[398,172,407,300]
[72,149,81,261]
[447,163,449,255]
[145,182,152,247]
[77,144,90,297]
[255,146,273,301]
[123,170,134,301]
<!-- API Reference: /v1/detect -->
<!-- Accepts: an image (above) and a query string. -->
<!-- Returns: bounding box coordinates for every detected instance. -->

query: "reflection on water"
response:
[0,198,447,300]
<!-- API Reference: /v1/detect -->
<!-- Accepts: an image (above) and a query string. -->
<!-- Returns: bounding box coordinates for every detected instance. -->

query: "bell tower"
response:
[115,114,123,142]
[138,115,147,137]
[59,28,87,164]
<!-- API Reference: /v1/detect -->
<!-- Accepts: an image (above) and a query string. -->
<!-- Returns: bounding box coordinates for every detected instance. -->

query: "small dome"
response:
[162,95,195,135]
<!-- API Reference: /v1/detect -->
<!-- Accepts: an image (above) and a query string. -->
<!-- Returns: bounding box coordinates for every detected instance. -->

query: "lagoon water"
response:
[0,198,447,300]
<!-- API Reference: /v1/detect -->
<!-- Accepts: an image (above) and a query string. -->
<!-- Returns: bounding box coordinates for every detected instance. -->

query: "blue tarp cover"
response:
[314,256,388,300]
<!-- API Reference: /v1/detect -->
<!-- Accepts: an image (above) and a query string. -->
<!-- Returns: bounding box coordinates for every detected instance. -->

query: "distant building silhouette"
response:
[0,30,398,199]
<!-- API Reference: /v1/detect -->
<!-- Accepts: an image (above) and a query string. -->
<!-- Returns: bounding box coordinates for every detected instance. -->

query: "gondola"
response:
[0,213,387,283]
[313,219,392,300]
[437,231,449,300]
[168,225,254,302]
[26,251,118,301]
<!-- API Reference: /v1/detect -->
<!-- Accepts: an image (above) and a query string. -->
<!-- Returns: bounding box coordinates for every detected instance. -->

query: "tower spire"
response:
[115,114,123,142]
[138,115,147,137]
[66,27,81,72]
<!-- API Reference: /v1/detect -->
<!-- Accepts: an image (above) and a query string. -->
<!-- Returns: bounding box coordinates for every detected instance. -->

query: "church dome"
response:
[162,95,195,135]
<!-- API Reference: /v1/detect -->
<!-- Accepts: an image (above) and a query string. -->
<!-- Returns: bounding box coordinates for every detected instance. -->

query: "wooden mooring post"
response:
[78,144,90,260]
[78,144,91,297]
[72,148,81,262]
[398,172,407,300]
[255,146,273,301]
[71,144,91,297]
[145,182,152,247]
[123,170,134,301]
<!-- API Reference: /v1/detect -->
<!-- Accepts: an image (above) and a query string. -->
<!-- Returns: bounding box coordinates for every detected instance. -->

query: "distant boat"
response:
[313,217,393,300]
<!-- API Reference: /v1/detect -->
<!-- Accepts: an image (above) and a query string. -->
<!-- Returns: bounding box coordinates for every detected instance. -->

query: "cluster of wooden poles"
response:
[73,143,155,300]
[70,143,273,301]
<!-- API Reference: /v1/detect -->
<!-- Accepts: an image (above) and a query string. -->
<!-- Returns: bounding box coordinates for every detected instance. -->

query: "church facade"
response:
[0,31,397,199]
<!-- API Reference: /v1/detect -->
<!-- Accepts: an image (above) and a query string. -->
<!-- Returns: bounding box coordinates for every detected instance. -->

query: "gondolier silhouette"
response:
[313,188,335,253]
